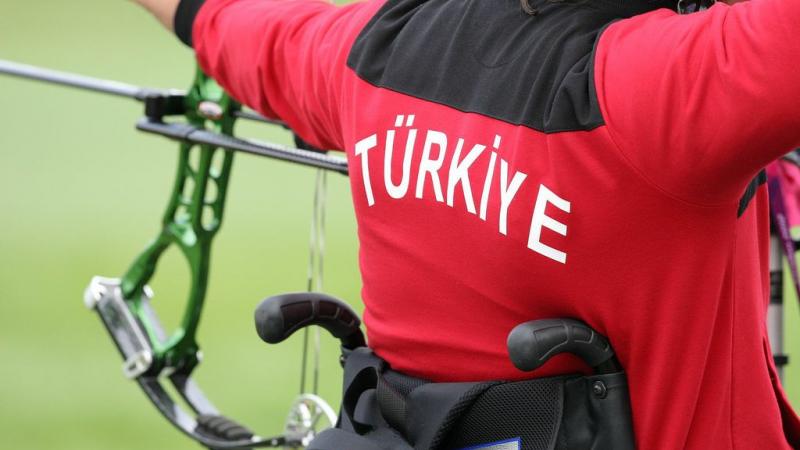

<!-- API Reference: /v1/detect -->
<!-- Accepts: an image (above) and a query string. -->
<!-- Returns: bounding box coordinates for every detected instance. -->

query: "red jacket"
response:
[186,0,800,447]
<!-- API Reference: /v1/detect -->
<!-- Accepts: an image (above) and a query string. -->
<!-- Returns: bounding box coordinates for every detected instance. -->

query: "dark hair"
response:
[520,0,539,15]
[521,0,594,15]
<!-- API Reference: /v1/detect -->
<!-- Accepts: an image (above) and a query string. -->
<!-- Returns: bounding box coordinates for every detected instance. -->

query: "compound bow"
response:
[0,59,351,449]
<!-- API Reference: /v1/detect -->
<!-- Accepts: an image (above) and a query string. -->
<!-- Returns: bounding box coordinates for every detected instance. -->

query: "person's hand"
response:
[131,0,182,31]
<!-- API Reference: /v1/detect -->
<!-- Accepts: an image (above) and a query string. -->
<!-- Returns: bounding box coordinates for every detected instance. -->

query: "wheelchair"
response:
[255,292,636,450]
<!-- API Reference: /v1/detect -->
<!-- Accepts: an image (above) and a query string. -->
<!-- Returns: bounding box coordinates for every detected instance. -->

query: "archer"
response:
[131,0,800,448]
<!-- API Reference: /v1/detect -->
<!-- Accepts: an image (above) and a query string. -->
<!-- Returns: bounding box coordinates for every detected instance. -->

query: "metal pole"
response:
[0,59,150,100]
[0,59,278,126]
[769,233,787,381]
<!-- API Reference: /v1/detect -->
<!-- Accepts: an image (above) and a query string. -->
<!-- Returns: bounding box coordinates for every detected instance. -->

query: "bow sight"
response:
[0,59,354,449]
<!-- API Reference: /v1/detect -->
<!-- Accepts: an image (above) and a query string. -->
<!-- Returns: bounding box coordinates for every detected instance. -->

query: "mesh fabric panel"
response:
[442,378,564,450]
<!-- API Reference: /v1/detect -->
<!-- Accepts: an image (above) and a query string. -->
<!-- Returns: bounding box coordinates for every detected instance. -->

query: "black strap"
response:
[377,376,410,438]
[174,0,206,47]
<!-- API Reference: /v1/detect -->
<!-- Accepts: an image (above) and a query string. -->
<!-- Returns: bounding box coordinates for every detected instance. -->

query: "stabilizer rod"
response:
[0,58,348,174]
[0,59,156,99]
[0,59,272,124]
[137,119,349,175]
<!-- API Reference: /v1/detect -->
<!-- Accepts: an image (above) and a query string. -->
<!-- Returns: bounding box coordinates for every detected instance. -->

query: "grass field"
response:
[0,2,359,449]
[0,1,798,449]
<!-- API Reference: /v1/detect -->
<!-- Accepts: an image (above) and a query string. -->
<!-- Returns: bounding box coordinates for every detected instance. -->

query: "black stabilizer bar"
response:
[136,119,349,175]
[507,318,622,374]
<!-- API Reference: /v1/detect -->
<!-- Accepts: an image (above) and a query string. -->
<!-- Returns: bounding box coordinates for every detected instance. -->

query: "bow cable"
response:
[301,169,328,396]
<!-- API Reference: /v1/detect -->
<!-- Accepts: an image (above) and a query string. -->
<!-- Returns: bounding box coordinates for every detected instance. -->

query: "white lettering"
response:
[527,184,570,264]
[498,160,527,235]
[480,136,502,221]
[355,119,574,266]
[446,139,485,214]
[384,128,417,199]
[479,152,497,221]
[354,134,378,206]
[415,130,447,202]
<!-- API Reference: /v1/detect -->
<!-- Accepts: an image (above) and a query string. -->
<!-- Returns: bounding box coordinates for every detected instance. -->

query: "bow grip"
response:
[507,318,620,374]
[254,292,366,350]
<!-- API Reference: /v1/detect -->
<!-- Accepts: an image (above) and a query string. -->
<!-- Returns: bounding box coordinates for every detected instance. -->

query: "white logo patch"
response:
[459,437,521,450]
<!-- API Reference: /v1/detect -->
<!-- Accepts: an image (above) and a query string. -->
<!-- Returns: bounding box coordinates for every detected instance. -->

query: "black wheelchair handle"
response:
[254,292,366,350]
[507,318,621,374]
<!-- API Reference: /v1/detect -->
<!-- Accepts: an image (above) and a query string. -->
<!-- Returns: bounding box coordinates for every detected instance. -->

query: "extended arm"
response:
[596,0,800,205]
[131,0,382,150]
[131,0,181,31]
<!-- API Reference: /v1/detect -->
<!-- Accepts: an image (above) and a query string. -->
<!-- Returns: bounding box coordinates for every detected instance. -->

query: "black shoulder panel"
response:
[348,0,633,133]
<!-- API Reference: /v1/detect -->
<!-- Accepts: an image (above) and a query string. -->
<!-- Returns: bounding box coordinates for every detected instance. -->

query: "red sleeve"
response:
[595,0,800,205]
[193,0,381,150]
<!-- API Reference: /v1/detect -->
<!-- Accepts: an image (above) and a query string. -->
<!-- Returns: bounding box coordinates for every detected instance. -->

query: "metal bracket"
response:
[85,277,155,379]
[86,277,290,449]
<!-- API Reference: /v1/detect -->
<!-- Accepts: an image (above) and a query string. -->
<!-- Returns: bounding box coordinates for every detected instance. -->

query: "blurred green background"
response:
[0,1,798,449]
[0,1,359,449]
